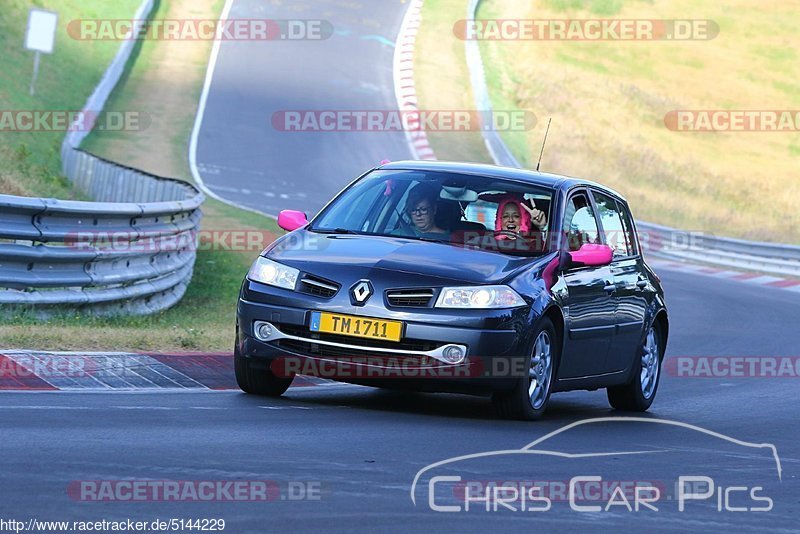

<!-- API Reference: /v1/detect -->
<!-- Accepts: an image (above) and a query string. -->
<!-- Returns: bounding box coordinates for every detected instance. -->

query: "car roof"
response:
[378,160,627,202]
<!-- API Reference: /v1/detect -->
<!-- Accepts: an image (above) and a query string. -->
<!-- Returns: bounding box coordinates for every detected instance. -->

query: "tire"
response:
[607,321,663,411]
[234,334,294,396]
[492,317,559,421]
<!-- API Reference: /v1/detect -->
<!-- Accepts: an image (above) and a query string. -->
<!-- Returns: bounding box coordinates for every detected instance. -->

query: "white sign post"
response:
[24,8,58,96]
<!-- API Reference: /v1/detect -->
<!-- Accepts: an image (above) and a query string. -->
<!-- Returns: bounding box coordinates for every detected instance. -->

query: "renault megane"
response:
[235,161,668,420]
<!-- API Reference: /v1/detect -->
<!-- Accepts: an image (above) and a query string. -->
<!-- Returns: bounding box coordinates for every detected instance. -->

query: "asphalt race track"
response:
[193,0,412,215]
[2,0,798,532]
[1,269,798,531]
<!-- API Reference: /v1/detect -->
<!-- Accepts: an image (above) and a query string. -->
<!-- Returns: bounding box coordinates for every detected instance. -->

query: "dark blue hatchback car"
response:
[235,161,668,420]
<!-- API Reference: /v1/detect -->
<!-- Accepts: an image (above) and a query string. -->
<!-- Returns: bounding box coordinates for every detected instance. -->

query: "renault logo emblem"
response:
[350,280,373,306]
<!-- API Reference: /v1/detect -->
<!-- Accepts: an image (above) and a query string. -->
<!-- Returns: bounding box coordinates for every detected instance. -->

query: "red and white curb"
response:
[649,259,800,292]
[0,351,339,391]
[393,0,436,161]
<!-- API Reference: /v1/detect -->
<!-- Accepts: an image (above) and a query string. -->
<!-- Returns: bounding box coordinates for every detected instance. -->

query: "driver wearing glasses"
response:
[405,183,447,236]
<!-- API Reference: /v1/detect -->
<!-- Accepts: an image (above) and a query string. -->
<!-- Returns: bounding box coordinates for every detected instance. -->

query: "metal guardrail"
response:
[0,150,203,315]
[636,222,800,277]
[466,0,800,278]
[0,0,205,316]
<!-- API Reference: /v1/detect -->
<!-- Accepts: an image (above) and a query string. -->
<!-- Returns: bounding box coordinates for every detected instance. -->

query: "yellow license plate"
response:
[309,311,403,342]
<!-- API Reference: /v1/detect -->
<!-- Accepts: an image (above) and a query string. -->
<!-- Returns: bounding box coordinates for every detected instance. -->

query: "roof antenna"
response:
[536,118,551,172]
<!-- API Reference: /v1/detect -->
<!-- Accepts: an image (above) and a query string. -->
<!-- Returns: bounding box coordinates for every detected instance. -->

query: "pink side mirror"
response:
[277,210,308,232]
[569,243,613,267]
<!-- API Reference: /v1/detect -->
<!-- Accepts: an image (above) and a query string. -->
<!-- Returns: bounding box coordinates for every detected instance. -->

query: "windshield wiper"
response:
[313,228,453,246]
[413,235,448,243]
[311,227,362,235]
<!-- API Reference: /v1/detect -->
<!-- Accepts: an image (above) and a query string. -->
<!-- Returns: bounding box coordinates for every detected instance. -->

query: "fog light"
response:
[255,321,274,341]
[441,345,466,364]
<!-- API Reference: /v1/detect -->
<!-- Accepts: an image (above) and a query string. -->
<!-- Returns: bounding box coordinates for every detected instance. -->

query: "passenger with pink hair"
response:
[494,195,548,239]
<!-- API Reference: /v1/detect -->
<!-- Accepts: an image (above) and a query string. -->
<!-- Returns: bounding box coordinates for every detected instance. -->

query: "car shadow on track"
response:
[242,385,645,423]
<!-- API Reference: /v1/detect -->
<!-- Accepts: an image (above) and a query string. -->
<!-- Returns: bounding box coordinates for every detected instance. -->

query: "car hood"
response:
[266,230,542,285]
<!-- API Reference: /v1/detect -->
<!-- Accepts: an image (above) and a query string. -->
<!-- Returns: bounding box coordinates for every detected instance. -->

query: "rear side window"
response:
[592,191,635,258]
[563,192,600,251]
[616,199,638,256]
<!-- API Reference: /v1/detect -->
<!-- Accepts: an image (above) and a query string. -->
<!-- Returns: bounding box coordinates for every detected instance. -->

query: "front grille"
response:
[386,288,435,308]
[298,274,339,298]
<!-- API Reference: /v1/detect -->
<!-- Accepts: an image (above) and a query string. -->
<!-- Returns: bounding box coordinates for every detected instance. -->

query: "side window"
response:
[563,192,600,252]
[592,191,633,258]
[616,199,638,256]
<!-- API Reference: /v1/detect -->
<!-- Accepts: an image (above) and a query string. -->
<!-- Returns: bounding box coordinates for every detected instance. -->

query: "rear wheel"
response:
[607,322,663,411]
[234,334,294,396]
[492,317,558,421]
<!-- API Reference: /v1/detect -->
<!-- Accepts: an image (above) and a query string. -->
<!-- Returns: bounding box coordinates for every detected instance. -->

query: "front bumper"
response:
[236,284,532,393]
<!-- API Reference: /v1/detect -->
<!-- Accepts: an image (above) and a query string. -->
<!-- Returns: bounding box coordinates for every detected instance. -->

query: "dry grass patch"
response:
[415,0,799,242]
[415,0,494,164]
[477,0,800,242]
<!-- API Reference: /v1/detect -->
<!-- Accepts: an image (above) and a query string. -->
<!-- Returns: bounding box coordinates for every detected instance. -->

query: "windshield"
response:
[311,170,554,256]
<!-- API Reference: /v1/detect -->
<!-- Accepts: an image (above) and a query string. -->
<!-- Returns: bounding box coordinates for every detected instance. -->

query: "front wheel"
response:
[607,322,663,411]
[492,317,558,421]
[234,335,294,396]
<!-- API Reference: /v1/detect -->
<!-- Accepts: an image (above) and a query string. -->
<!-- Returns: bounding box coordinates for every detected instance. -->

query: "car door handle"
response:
[603,284,617,293]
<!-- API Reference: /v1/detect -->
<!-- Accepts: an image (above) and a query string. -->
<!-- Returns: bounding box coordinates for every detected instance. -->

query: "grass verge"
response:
[414,0,494,164]
[0,0,141,198]
[416,0,800,243]
[1,0,282,351]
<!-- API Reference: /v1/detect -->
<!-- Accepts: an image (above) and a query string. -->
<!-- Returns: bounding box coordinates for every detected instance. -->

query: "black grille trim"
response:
[386,288,435,308]
[298,275,340,298]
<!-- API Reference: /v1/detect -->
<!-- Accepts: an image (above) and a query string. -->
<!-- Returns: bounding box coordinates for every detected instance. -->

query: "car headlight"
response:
[247,256,299,290]
[435,285,526,309]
